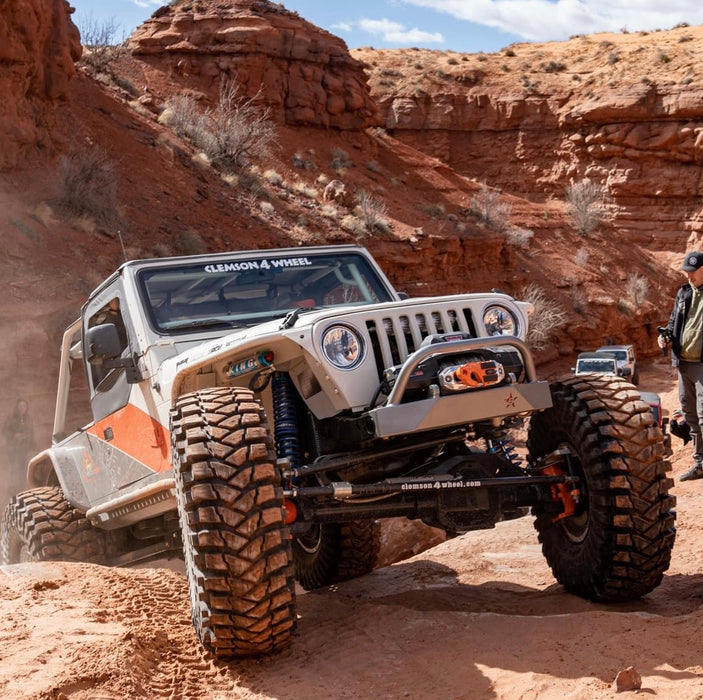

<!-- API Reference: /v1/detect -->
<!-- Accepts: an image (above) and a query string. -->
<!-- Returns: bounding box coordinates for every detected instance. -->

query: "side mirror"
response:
[85,323,143,384]
[86,323,122,363]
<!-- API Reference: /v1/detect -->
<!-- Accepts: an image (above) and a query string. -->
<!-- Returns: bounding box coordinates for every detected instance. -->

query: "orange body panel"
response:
[87,403,171,473]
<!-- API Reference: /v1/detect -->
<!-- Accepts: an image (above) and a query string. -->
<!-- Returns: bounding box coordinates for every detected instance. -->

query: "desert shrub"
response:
[162,94,207,142]
[341,214,366,238]
[291,152,315,170]
[355,190,390,233]
[173,230,207,255]
[58,148,118,223]
[331,148,351,171]
[574,247,589,267]
[77,15,124,73]
[113,75,139,97]
[520,283,568,351]
[542,60,566,72]
[565,178,607,236]
[626,273,649,305]
[289,181,318,199]
[164,80,276,173]
[572,285,588,314]
[469,183,511,232]
[421,203,445,218]
[259,201,275,217]
[505,227,534,249]
[263,169,283,186]
[153,242,173,258]
[321,203,340,219]
[238,169,265,197]
[199,80,277,172]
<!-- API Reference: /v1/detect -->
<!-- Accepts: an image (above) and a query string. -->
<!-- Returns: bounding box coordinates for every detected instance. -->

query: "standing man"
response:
[659,251,703,480]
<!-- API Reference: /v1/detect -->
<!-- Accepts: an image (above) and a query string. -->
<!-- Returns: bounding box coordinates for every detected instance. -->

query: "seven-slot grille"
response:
[364,305,476,378]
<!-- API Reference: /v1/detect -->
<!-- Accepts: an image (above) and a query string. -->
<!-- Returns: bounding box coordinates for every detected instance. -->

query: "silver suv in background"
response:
[572,351,622,377]
[595,344,638,384]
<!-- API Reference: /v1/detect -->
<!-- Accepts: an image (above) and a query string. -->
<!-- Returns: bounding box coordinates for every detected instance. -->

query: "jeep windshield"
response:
[576,359,617,373]
[138,251,395,333]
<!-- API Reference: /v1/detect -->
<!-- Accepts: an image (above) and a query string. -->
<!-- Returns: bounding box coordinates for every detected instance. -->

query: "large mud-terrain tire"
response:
[0,486,105,564]
[171,387,296,658]
[293,520,380,591]
[527,375,676,602]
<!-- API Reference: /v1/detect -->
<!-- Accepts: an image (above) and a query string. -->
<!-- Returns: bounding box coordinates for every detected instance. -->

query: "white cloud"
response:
[131,0,162,7]
[331,21,353,32]
[399,0,703,42]
[358,17,444,43]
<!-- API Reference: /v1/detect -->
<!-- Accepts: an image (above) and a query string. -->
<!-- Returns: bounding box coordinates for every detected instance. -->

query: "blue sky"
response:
[69,0,703,54]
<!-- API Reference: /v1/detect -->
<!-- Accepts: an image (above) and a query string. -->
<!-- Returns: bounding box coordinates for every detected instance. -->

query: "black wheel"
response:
[527,375,676,602]
[171,387,296,658]
[293,520,380,591]
[0,486,105,564]
[631,363,640,385]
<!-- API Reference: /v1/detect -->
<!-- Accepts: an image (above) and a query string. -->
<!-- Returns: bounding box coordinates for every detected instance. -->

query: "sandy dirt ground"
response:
[2,359,703,700]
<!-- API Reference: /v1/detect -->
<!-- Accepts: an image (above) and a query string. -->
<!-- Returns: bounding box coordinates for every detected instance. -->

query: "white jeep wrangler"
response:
[1,245,675,657]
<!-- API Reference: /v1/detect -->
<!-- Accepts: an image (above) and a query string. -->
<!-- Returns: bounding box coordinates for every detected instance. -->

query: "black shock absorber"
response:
[272,372,302,470]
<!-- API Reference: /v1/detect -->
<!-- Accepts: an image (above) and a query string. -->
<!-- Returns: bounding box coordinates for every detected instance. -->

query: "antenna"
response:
[117,229,127,262]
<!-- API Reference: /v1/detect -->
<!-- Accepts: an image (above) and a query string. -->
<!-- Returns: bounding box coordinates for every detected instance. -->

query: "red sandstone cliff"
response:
[127,0,376,129]
[354,28,703,246]
[0,0,81,169]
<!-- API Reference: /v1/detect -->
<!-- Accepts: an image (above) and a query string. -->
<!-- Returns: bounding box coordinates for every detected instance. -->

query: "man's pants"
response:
[678,361,703,467]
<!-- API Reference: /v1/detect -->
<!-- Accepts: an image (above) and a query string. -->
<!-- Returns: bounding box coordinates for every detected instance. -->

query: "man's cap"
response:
[682,251,703,272]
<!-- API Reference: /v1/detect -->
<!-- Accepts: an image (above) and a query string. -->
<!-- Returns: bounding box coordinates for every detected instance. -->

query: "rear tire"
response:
[171,387,296,658]
[0,486,105,564]
[293,520,380,591]
[527,375,675,602]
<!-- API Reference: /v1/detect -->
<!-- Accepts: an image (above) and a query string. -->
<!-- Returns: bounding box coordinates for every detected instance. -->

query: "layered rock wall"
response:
[129,0,375,129]
[0,0,81,170]
[364,43,703,248]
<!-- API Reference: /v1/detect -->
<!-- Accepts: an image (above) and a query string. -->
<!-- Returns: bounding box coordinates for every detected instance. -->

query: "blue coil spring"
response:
[272,373,302,470]
[496,436,523,468]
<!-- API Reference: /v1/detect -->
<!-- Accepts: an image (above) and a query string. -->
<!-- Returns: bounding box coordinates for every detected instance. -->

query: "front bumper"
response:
[367,336,553,438]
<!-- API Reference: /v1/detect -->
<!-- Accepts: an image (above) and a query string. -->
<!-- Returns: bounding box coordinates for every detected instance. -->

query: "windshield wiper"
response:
[275,306,322,329]
[279,307,302,329]
[166,318,243,330]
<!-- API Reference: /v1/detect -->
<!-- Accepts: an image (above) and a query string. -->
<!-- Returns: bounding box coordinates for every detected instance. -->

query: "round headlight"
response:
[483,305,518,336]
[321,325,364,369]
